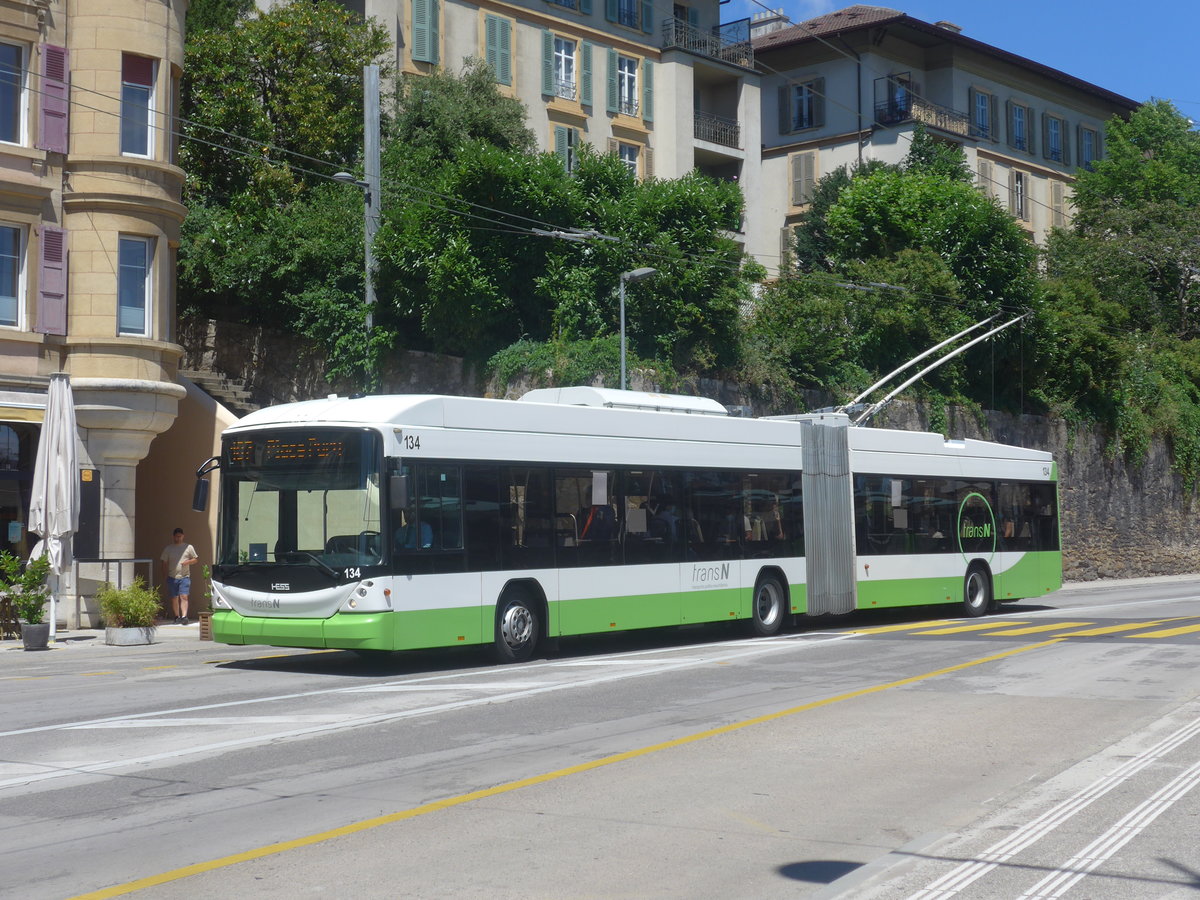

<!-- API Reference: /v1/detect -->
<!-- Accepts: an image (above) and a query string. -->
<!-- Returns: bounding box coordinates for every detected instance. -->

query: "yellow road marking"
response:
[849,620,954,634]
[71,639,1062,899]
[914,621,1033,635]
[1055,619,1187,637]
[983,622,1093,636]
[1129,623,1200,639]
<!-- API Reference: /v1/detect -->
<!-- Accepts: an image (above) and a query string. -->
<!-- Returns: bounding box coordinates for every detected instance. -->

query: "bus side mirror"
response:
[192,456,219,512]
[389,473,410,510]
[192,478,209,513]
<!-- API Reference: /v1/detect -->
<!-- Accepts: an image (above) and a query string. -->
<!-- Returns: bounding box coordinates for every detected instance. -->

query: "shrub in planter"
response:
[98,577,161,629]
[0,551,52,650]
[1,551,51,624]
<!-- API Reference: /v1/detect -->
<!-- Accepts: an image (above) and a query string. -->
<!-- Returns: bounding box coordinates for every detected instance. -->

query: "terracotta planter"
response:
[105,626,157,646]
[21,622,51,651]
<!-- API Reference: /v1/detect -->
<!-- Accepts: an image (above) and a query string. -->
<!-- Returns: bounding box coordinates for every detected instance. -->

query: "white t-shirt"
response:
[161,542,197,579]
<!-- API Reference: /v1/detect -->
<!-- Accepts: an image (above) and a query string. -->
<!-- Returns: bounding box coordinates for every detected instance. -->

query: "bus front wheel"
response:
[494,589,540,663]
[963,565,992,618]
[749,574,787,637]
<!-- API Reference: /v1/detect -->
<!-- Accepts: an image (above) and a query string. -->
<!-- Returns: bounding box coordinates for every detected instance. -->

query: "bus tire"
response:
[749,574,787,637]
[494,588,540,663]
[963,564,992,618]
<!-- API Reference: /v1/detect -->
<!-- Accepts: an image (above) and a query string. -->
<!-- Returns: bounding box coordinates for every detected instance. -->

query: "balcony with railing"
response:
[694,110,740,149]
[554,77,577,102]
[662,17,754,68]
[874,95,970,138]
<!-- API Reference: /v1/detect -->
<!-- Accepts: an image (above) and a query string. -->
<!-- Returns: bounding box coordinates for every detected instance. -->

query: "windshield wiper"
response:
[280,550,340,579]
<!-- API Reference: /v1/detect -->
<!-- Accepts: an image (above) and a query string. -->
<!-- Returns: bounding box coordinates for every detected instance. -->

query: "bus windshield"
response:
[217,428,383,573]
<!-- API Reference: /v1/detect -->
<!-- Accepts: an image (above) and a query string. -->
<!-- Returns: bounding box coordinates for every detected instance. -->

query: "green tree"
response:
[1071,100,1200,215]
[825,166,1037,310]
[375,144,752,373]
[181,0,391,204]
[185,0,253,34]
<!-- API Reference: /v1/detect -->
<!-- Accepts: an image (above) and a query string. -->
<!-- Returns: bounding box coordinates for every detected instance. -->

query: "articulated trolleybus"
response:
[194,387,1061,661]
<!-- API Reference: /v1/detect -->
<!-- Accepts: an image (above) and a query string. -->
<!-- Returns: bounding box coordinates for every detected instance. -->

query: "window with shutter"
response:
[0,224,22,327]
[606,48,618,113]
[35,225,66,336]
[121,54,153,157]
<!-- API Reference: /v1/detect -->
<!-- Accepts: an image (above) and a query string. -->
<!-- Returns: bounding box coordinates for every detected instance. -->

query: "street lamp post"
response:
[619,267,657,391]
[333,63,381,391]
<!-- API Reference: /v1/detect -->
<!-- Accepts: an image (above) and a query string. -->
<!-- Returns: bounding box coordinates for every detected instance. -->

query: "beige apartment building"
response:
[750,5,1138,273]
[295,0,763,249]
[0,1,212,628]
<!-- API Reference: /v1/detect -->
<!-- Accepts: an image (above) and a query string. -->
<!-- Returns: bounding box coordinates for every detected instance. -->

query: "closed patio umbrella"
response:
[28,372,78,640]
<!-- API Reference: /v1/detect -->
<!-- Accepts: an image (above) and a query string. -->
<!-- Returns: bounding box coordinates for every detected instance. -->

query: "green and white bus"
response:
[198,387,1061,661]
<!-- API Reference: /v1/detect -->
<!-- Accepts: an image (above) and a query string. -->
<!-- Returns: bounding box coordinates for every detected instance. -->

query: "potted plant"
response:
[97,577,160,646]
[0,551,52,651]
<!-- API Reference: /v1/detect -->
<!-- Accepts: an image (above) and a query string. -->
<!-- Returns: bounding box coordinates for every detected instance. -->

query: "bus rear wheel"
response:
[963,565,992,618]
[494,589,539,663]
[749,575,787,637]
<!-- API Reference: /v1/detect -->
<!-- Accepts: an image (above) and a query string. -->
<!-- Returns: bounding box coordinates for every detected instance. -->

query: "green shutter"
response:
[967,87,978,136]
[499,19,511,85]
[605,0,617,22]
[607,48,618,113]
[641,0,653,33]
[412,0,430,62]
[542,30,554,95]
[1061,120,1070,167]
[581,0,592,13]
[778,85,791,134]
[812,77,825,127]
[581,42,592,106]
[555,125,568,167]
[485,16,499,78]
[642,58,653,122]
[1025,106,1035,155]
[687,6,699,27]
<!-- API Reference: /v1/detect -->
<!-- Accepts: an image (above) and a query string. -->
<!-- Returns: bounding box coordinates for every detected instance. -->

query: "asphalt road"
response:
[3,576,1200,899]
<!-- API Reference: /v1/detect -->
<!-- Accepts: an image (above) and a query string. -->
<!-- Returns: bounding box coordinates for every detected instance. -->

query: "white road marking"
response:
[72,716,351,728]
[0,636,843,790]
[907,711,1200,899]
[1017,756,1200,899]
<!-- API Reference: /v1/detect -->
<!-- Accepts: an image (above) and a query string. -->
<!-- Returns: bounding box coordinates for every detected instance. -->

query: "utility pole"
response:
[363,64,380,338]
[335,64,381,392]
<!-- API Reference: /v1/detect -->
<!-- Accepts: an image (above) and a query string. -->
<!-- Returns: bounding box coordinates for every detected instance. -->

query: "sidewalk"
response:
[1,617,212,654]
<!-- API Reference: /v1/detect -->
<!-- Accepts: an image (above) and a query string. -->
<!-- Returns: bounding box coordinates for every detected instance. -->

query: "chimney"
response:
[935,21,963,34]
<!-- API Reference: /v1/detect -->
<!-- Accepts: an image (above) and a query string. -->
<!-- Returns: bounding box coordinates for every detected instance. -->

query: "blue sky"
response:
[726,0,1199,117]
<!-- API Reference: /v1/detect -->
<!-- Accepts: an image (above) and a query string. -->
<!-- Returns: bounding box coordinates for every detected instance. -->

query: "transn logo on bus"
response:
[691,563,730,587]
[252,598,282,609]
[270,583,290,591]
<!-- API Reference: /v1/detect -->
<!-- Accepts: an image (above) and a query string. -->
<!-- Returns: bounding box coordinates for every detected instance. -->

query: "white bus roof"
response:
[227,391,1052,469]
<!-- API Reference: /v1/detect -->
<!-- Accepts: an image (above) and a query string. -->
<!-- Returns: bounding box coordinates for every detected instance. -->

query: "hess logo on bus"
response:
[271,583,291,591]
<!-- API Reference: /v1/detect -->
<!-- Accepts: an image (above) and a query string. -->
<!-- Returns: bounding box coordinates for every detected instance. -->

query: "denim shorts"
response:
[167,576,191,597]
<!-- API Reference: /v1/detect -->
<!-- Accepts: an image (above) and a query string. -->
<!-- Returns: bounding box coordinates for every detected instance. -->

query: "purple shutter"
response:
[37,44,69,154]
[35,225,67,335]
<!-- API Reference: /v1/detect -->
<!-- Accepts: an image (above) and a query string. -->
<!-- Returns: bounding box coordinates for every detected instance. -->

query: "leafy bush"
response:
[98,578,162,628]
[0,552,50,625]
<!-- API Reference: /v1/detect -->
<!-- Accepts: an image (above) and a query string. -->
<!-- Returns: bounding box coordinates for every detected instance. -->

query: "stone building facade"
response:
[0,0,189,626]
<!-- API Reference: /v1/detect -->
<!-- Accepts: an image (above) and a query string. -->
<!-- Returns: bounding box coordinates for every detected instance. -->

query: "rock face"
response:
[875,402,1197,582]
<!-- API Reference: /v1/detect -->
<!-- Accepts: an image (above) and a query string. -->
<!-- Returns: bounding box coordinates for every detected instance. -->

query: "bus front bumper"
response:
[210,610,391,651]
